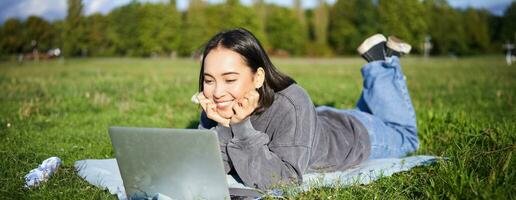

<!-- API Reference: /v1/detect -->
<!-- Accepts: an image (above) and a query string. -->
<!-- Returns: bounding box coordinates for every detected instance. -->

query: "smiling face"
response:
[202,47,260,119]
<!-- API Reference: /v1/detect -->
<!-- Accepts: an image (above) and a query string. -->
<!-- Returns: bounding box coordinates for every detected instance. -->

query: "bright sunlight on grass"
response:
[0,56,514,199]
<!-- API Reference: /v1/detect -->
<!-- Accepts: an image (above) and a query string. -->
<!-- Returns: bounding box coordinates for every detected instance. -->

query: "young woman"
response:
[195,28,419,190]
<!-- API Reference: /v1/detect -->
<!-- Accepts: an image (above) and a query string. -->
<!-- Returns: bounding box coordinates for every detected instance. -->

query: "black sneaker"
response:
[357,34,387,62]
[386,36,411,57]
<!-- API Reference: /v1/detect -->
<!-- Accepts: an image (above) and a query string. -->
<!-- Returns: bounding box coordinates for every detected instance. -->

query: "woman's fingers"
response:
[197,93,208,104]
[206,102,230,126]
[199,99,211,112]
[232,90,257,121]
[197,92,207,101]
[233,101,245,117]
[241,98,249,110]
[196,92,232,127]
[197,92,210,111]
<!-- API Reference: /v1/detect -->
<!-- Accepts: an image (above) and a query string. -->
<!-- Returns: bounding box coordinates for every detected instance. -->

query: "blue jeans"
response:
[317,56,419,159]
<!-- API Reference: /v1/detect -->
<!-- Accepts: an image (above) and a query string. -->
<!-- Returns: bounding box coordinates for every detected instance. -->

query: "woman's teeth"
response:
[217,101,232,108]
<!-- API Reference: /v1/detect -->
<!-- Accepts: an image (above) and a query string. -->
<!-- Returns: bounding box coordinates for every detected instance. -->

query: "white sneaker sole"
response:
[387,36,412,54]
[357,34,387,55]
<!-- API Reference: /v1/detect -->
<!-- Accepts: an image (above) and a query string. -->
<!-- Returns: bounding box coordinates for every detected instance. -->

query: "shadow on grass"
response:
[186,120,200,129]
[314,101,337,107]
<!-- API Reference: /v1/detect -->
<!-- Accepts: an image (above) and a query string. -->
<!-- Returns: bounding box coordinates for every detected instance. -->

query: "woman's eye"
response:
[226,79,237,83]
[204,79,214,84]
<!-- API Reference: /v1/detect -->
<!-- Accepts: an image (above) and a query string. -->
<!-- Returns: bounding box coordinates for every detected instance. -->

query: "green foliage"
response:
[107,2,142,56]
[311,0,332,56]
[138,3,181,56]
[265,5,306,56]
[23,16,56,52]
[0,56,514,199]
[253,0,269,50]
[329,0,378,54]
[0,17,58,56]
[501,2,516,42]
[303,9,332,57]
[83,14,113,56]
[103,2,182,57]
[423,1,467,55]
[313,0,329,46]
[178,0,265,57]
[0,0,513,57]
[63,0,87,57]
[462,9,490,54]
[378,0,428,53]
[222,0,266,48]
[0,19,24,55]
[178,0,210,56]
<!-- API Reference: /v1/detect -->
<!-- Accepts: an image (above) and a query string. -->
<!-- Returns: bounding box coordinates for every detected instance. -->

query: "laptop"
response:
[109,126,262,200]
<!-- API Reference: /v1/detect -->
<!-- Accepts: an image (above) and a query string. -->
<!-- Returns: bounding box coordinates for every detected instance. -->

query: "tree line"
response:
[0,0,514,58]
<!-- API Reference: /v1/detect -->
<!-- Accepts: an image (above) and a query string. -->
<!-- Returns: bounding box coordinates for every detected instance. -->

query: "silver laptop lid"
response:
[109,126,230,200]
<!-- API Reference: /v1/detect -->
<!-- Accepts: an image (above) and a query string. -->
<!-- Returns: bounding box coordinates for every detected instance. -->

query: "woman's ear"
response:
[254,67,265,89]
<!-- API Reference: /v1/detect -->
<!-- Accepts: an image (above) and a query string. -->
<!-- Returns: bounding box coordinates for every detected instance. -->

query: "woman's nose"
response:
[213,84,226,98]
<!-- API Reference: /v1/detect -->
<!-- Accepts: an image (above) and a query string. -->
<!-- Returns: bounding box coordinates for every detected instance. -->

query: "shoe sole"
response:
[387,36,411,54]
[357,34,387,55]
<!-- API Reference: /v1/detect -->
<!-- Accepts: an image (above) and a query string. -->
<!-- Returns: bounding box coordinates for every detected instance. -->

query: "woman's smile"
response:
[215,100,233,109]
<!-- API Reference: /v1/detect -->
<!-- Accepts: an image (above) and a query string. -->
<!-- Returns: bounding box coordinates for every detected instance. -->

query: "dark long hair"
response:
[198,28,295,113]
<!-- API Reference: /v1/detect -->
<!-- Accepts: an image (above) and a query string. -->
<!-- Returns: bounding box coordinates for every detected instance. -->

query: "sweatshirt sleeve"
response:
[227,104,313,190]
[198,111,233,174]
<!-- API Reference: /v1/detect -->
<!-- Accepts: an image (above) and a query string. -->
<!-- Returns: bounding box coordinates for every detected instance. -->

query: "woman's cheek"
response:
[227,83,245,100]
[202,85,213,99]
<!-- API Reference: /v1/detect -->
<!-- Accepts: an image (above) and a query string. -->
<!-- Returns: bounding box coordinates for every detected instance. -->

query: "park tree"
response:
[265,5,306,56]
[293,0,306,27]
[378,0,428,53]
[179,0,210,56]
[329,0,359,55]
[0,0,507,58]
[64,0,87,57]
[423,0,467,55]
[84,14,113,56]
[462,9,490,54]
[138,2,181,56]
[179,0,265,56]
[221,0,249,28]
[306,0,332,56]
[354,0,378,39]
[501,2,516,42]
[293,0,308,52]
[220,0,266,47]
[487,14,503,52]
[23,16,56,52]
[314,0,328,46]
[107,2,142,56]
[252,0,269,50]
[164,1,182,55]
[50,21,65,54]
[0,19,24,55]
[329,0,378,54]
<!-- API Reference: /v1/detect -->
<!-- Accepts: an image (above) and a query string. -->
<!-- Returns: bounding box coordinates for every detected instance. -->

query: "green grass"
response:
[0,56,514,199]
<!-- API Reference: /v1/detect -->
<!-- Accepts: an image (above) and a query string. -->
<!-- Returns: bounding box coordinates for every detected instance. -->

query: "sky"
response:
[0,0,513,24]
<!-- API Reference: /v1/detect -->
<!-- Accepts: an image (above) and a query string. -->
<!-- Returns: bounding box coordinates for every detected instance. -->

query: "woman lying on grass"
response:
[195,28,419,189]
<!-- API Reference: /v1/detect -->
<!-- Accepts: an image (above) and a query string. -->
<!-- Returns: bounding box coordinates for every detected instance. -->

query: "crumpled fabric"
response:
[25,157,62,188]
[74,155,442,199]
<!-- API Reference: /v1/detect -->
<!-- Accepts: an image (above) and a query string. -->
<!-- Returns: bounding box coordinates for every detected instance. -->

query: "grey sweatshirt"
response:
[198,84,370,189]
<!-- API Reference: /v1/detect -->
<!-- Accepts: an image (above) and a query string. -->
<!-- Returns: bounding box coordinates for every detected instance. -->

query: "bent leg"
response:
[354,56,419,158]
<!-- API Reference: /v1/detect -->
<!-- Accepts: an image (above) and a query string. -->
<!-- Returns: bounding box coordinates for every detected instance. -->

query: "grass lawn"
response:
[0,56,514,199]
